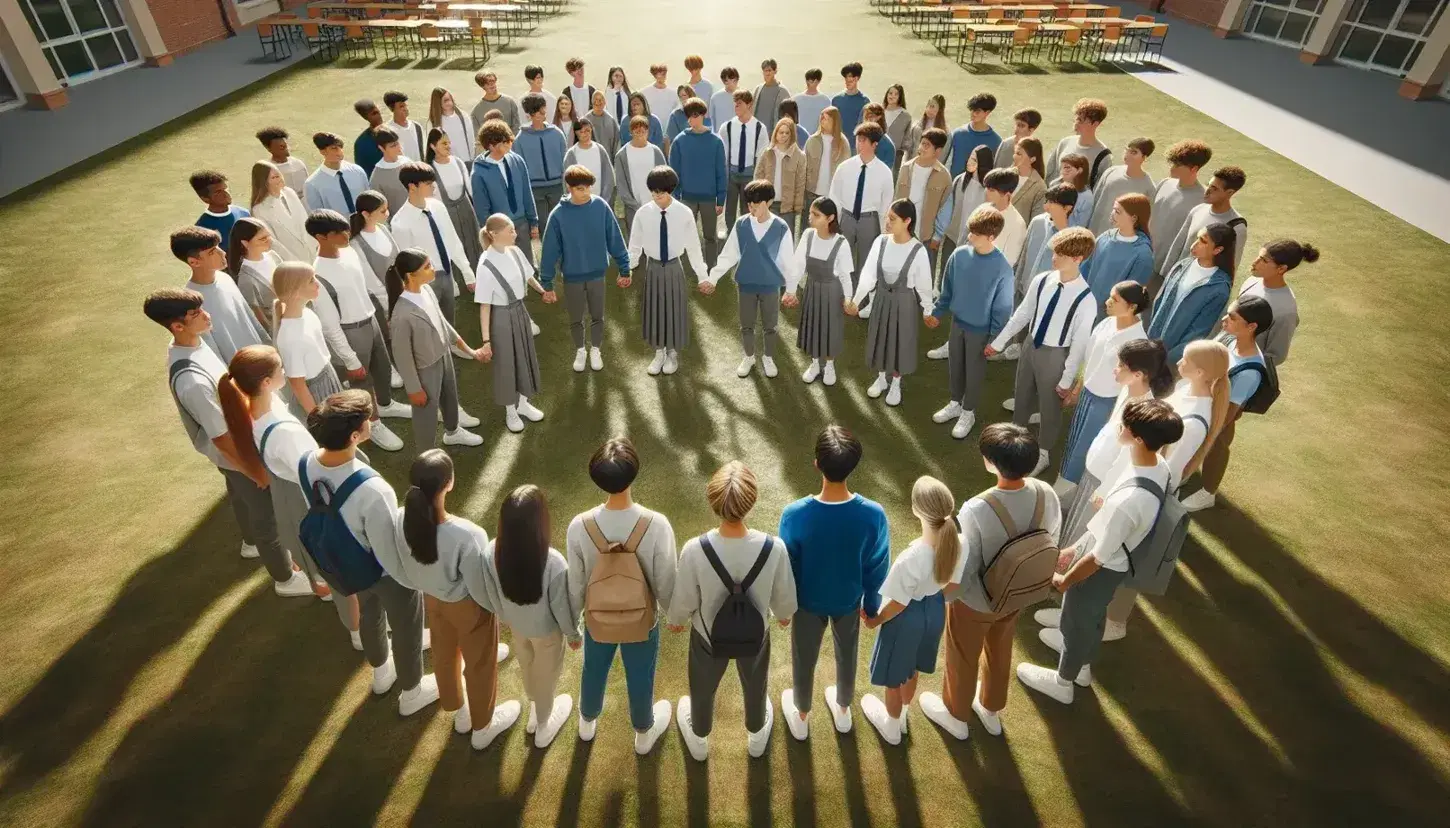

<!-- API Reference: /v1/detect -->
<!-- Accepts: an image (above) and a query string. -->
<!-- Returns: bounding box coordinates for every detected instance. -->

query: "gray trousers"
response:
[1012,340,1071,450]
[342,317,394,407]
[739,291,780,357]
[564,279,605,348]
[219,467,292,583]
[533,185,562,227]
[838,211,880,292]
[623,205,639,244]
[799,191,819,238]
[771,202,797,238]
[684,199,720,270]
[412,352,459,448]
[790,611,860,715]
[949,326,992,411]
[512,218,535,268]
[1058,564,1128,680]
[724,175,752,228]
[357,573,426,692]
[433,265,460,326]
[687,628,771,737]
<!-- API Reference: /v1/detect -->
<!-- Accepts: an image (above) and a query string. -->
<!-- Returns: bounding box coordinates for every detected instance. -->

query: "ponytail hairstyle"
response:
[425,126,447,165]
[1119,338,1174,397]
[386,248,431,314]
[348,190,389,238]
[217,345,283,482]
[495,484,551,606]
[911,476,962,585]
[226,217,269,277]
[403,449,453,565]
[811,196,840,235]
[480,212,514,248]
[1203,223,1237,276]
[270,262,317,339]
[1178,340,1231,478]
[889,197,917,236]
[1112,280,1150,316]
[1262,238,1320,272]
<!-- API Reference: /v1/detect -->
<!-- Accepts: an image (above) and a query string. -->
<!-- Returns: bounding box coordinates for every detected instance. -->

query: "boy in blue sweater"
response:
[189,170,248,247]
[946,93,1001,180]
[517,93,568,225]
[667,97,728,271]
[352,99,385,177]
[471,119,540,265]
[701,181,798,379]
[778,425,890,739]
[931,206,1014,440]
[540,165,631,373]
[831,62,869,138]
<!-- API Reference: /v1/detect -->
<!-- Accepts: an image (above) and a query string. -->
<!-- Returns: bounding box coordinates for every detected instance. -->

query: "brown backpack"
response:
[583,512,656,643]
[979,485,1058,614]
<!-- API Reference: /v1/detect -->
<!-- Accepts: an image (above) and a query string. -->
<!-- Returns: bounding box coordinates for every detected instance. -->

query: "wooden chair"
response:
[1135,14,1155,21]
[300,23,335,61]
[957,27,982,65]
[339,22,375,60]
[987,9,1005,20]
[1105,6,1122,16]
[1096,23,1125,61]
[1053,25,1085,62]
[1022,9,1040,19]
[418,22,449,59]
[1004,25,1035,63]
[466,17,492,62]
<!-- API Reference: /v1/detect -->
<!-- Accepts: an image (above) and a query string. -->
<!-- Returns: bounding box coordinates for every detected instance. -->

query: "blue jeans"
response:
[579,624,660,731]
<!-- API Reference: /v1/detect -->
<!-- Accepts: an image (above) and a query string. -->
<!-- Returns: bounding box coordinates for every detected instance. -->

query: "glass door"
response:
[1333,0,1447,76]
[1243,0,1327,48]
[19,0,141,86]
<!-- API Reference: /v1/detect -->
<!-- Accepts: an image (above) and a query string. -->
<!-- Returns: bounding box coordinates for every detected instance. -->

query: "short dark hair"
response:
[841,62,863,78]
[1121,398,1183,452]
[1013,108,1042,129]
[1128,136,1156,157]
[682,97,708,118]
[1045,184,1078,210]
[307,389,376,450]
[743,179,775,205]
[646,165,678,193]
[143,287,204,329]
[1113,281,1151,314]
[979,423,1038,480]
[588,437,639,494]
[778,99,799,120]
[524,64,544,81]
[1233,295,1275,333]
[255,126,288,147]
[805,67,823,82]
[814,425,863,483]
[853,122,883,144]
[983,167,1019,194]
[761,58,778,70]
[353,99,378,118]
[565,56,584,73]
[521,93,547,116]
[479,119,514,148]
[312,131,344,151]
[170,226,222,261]
[371,126,399,148]
[305,209,350,237]
[1213,165,1247,192]
[1166,139,1212,169]
[383,90,408,109]
[889,198,917,233]
[921,127,948,151]
[399,162,436,187]
[967,93,997,113]
[564,164,596,188]
[720,65,739,82]
[188,170,226,198]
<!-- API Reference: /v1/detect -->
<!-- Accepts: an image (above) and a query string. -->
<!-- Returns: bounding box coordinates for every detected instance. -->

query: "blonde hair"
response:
[1177,340,1231,478]
[249,160,280,210]
[911,476,962,585]
[706,461,758,523]
[773,117,797,148]
[427,86,451,130]
[270,262,316,339]
[480,213,514,248]
[817,105,844,143]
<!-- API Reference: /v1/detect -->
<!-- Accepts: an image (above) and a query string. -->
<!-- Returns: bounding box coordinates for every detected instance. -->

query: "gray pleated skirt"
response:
[641,256,690,350]
[797,275,845,360]
[864,282,920,376]
[489,299,542,406]
[289,364,344,421]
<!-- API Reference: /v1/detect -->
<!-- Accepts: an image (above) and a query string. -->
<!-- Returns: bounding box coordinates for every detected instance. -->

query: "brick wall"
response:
[147,0,240,56]
[1162,0,1231,27]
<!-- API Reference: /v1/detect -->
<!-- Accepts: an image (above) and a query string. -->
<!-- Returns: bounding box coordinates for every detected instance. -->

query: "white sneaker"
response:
[443,428,483,447]
[885,377,902,407]
[802,362,821,384]
[421,627,431,651]
[497,642,510,662]
[504,407,525,433]
[971,684,1002,736]
[647,350,667,376]
[920,691,969,740]
[1034,608,1062,628]
[578,709,598,742]
[634,700,672,755]
[1053,477,1077,500]
[933,401,963,423]
[989,343,1020,362]
[572,348,588,373]
[240,542,260,560]
[781,690,809,741]
[371,657,397,695]
[1180,489,1216,512]
[860,694,901,745]
[526,701,537,734]
[274,569,315,598]
[530,320,541,336]
[589,348,603,371]
[867,373,889,398]
[745,699,774,758]
[952,410,976,440]
[1017,663,1074,704]
[535,694,572,748]
[761,356,778,378]
[676,696,710,761]
[390,367,404,389]
[736,356,755,377]
[926,342,950,360]
[350,629,363,651]
[1075,664,1094,687]
[455,407,480,429]
[1103,621,1127,642]
[1039,627,1066,654]
[824,686,852,734]
[399,675,440,716]
[472,699,522,750]
[368,420,404,451]
[822,361,836,386]
[517,397,545,422]
[662,351,679,375]
[454,702,472,734]
[376,401,412,419]
[1001,398,1016,412]
[1030,449,1050,477]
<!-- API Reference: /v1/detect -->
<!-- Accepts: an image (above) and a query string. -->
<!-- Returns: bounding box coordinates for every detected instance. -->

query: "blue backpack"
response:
[297,455,384,596]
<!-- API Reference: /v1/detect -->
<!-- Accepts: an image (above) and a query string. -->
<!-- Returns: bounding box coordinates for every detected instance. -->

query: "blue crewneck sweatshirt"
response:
[515,124,568,187]
[1147,257,1232,362]
[778,493,891,617]
[539,196,630,288]
[949,125,1001,178]
[196,206,249,247]
[668,129,728,206]
[469,152,538,226]
[354,129,383,177]
[876,134,897,170]
[1083,230,1154,306]
[666,108,711,140]
[831,90,870,137]
[934,246,1014,335]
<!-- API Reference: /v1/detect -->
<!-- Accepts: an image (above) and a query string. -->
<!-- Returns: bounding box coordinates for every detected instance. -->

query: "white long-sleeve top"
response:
[993,202,1027,266]
[313,249,375,326]
[791,230,855,298]
[705,215,799,289]
[718,116,769,176]
[391,198,477,287]
[991,270,1095,389]
[828,155,894,232]
[1162,382,1213,492]
[1080,317,1146,397]
[851,237,934,314]
[436,111,475,164]
[627,199,708,277]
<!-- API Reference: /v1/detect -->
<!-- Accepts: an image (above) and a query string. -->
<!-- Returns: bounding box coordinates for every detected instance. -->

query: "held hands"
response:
[1091,495,1104,510]
[698,281,716,296]
[983,345,999,358]
[781,293,799,309]
[463,282,476,294]
[1056,548,1076,573]
[346,366,368,381]
[531,227,540,240]
[667,623,687,633]
[1065,382,1082,407]
[859,608,881,630]
[928,239,940,251]
[616,275,633,289]
[1052,572,1068,593]
[924,315,941,329]
[778,618,791,628]
[844,301,859,317]
[541,290,558,304]
[1056,384,1072,402]
[715,206,724,215]
[568,639,582,651]
[477,343,493,363]
[408,390,427,407]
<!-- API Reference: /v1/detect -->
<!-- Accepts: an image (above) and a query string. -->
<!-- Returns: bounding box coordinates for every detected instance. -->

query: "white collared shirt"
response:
[990,270,1095,387]
[705,215,798,289]
[474,246,535,306]
[719,117,768,175]
[627,199,708,277]
[1081,317,1146,397]
[828,155,894,232]
[391,198,477,286]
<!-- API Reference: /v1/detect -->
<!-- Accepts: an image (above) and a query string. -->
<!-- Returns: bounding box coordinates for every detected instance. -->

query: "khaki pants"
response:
[513,629,565,709]
[942,602,1019,717]
[426,595,499,721]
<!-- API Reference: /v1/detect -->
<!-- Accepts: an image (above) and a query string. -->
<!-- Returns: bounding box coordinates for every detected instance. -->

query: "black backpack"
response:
[698,534,774,658]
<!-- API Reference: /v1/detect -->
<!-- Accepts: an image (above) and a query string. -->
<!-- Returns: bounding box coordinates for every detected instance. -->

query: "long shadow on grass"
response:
[935,725,1038,826]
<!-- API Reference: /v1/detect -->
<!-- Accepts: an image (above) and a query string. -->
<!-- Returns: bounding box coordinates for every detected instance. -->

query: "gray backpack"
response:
[1109,476,1189,596]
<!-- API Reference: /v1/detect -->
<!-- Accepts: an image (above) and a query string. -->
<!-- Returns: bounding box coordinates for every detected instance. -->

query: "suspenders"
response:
[1031,276,1094,347]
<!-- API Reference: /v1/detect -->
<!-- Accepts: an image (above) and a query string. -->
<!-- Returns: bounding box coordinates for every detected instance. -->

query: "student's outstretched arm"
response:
[538,216,562,291]
[849,239,884,308]
[548,561,582,646]
[861,514,892,618]
[862,599,905,629]
[666,543,701,630]
[627,208,646,269]
[604,208,631,277]
[521,160,539,228]
[932,255,956,320]
[703,227,741,288]
[768,543,799,624]
[1058,298,1097,389]
[934,187,954,243]
[989,273,1040,352]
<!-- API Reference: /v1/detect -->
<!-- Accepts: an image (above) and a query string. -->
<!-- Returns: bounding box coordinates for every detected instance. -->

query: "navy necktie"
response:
[338,172,355,213]
[425,209,453,277]
[615,93,624,123]
[659,210,670,261]
[852,164,867,220]
[736,124,746,173]
[1033,283,1063,348]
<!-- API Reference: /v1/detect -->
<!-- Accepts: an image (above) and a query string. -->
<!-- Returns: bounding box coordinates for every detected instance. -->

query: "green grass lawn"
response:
[1,1,1448,826]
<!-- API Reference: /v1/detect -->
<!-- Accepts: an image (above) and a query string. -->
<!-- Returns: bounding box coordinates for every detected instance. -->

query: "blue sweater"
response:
[354,129,383,177]
[1147,258,1232,362]
[735,216,790,293]
[643,114,665,150]
[794,123,809,149]
[948,125,1001,178]
[539,196,630,287]
[196,206,249,247]
[1083,230,1154,306]
[778,494,891,617]
[876,134,896,170]
[934,246,1014,335]
[515,125,568,188]
[831,91,870,137]
[469,152,538,226]
[669,129,728,206]
[665,108,711,141]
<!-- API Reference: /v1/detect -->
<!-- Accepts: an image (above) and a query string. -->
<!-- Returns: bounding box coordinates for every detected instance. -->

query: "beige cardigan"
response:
[754,145,810,214]
[894,160,952,242]
[803,132,850,196]
[1011,171,1048,225]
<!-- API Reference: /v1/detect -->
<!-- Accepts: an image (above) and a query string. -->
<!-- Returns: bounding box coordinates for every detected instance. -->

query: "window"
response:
[1243,0,1327,48]
[21,0,141,86]
[1333,0,1447,76]
[0,54,19,112]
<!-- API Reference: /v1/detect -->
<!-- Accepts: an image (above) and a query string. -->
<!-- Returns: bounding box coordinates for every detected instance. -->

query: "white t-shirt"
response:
[440,111,473,161]
[399,288,447,344]
[434,156,470,199]
[241,254,277,286]
[313,250,374,324]
[1162,382,1213,491]
[253,407,317,484]
[1085,459,1172,572]
[625,143,656,207]
[474,246,534,306]
[906,162,932,219]
[1181,260,1217,293]
[771,147,786,195]
[572,142,606,195]
[816,134,834,194]
[1085,388,1149,485]
[879,538,949,605]
[1080,318,1146,398]
[168,343,231,469]
[275,309,332,379]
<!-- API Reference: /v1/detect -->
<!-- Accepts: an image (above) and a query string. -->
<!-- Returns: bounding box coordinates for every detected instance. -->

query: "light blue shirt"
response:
[1226,337,1265,406]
